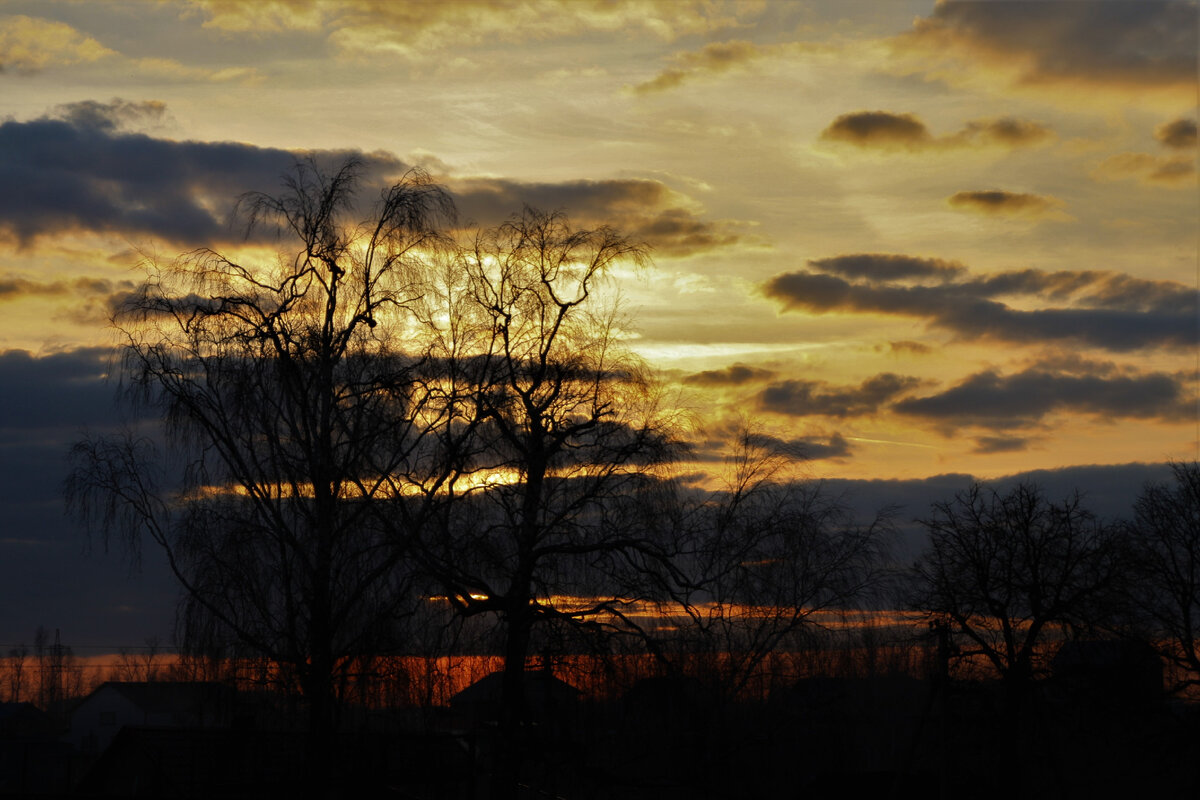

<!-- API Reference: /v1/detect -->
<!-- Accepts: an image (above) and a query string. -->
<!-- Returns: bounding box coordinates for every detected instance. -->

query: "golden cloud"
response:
[1091,152,1197,188]
[0,14,258,83]
[191,0,744,55]
[0,15,115,73]
[633,39,764,94]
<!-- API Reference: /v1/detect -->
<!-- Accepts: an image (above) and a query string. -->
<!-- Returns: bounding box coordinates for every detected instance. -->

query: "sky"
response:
[0,0,1196,648]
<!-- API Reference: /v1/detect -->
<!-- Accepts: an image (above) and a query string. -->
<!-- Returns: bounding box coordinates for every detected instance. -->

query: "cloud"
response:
[633,39,765,94]
[758,373,923,418]
[0,347,127,432]
[947,190,1067,219]
[958,117,1054,148]
[0,14,115,74]
[0,345,180,646]
[890,1,1198,109]
[745,431,853,461]
[893,363,1194,431]
[879,340,933,357]
[682,363,775,386]
[0,15,258,83]
[193,0,741,52]
[761,260,1197,352]
[819,111,1052,152]
[794,432,852,461]
[820,111,930,150]
[0,275,135,303]
[686,421,856,464]
[972,435,1033,454]
[816,463,1177,556]
[450,177,740,256]
[0,101,737,256]
[0,100,414,247]
[49,98,171,134]
[1091,152,1197,188]
[1155,117,1198,150]
[808,253,965,283]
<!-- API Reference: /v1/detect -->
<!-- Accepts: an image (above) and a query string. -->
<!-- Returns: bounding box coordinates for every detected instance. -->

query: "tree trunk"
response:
[492,601,533,800]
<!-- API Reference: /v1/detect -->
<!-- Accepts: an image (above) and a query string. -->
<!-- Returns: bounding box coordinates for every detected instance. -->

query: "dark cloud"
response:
[685,420,855,464]
[818,462,1177,558]
[0,275,135,302]
[0,347,128,433]
[451,177,739,256]
[745,431,853,461]
[893,365,1193,431]
[959,117,1053,147]
[0,100,410,247]
[1,100,736,256]
[972,435,1032,454]
[895,1,1197,102]
[1155,117,1198,149]
[51,98,170,133]
[758,373,922,418]
[820,111,931,149]
[0,344,178,646]
[682,363,775,386]
[633,39,763,94]
[966,269,1196,313]
[880,340,933,356]
[762,261,1196,352]
[947,190,1065,218]
[809,253,965,283]
[820,111,1051,151]
[787,432,851,461]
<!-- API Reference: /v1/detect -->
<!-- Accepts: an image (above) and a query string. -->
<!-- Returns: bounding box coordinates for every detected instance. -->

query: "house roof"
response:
[80,682,235,715]
[450,670,580,707]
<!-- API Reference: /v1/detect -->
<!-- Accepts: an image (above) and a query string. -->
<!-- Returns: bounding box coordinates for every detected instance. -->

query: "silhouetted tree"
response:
[1124,461,1200,691]
[417,208,681,798]
[910,482,1120,706]
[66,156,457,797]
[4,644,27,703]
[625,428,890,700]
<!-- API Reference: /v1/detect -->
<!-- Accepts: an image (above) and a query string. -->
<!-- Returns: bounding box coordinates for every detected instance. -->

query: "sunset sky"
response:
[0,0,1196,646]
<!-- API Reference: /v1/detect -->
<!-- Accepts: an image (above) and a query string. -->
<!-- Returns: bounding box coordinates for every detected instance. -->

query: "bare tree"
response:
[639,430,891,698]
[66,156,457,795]
[910,482,1120,705]
[415,207,682,797]
[1124,461,1200,691]
[5,644,28,703]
